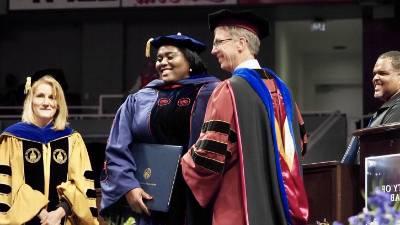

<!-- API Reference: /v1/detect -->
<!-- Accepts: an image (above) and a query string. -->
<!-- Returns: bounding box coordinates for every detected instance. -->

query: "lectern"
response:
[302,123,400,224]
[353,122,400,187]
[303,161,361,224]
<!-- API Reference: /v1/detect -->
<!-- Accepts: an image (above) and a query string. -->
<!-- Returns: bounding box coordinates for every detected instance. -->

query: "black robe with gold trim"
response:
[0,122,98,225]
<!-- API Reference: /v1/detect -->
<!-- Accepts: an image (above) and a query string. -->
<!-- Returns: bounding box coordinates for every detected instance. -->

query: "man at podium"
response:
[342,50,400,164]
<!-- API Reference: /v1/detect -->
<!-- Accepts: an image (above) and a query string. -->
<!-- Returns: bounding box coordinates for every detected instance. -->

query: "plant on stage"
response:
[332,188,400,225]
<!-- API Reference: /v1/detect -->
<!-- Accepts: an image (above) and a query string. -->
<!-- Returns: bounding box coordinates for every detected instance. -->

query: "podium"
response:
[303,161,361,224]
[300,123,400,224]
[353,122,400,187]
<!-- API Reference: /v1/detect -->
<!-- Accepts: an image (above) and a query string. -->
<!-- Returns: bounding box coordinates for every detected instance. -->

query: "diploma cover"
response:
[131,143,183,212]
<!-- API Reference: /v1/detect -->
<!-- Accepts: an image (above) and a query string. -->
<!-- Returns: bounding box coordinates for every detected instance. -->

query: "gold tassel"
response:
[24,76,32,94]
[145,38,154,58]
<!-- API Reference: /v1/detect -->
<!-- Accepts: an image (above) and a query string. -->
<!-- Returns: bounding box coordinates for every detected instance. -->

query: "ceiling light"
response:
[311,18,326,32]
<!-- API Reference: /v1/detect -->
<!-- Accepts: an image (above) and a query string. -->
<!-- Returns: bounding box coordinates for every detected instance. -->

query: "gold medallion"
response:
[53,149,67,164]
[25,148,41,163]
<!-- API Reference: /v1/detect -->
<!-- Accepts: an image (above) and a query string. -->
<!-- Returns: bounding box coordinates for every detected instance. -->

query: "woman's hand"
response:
[40,207,66,225]
[38,208,48,221]
[125,188,152,216]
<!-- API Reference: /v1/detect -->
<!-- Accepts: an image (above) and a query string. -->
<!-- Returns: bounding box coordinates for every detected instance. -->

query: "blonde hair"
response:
[22,75,69,130]
[219,26,261,56]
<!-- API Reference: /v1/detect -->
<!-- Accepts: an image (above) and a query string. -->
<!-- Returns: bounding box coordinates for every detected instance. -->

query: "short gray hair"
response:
[218,26,261,56]
[378,51,400,70]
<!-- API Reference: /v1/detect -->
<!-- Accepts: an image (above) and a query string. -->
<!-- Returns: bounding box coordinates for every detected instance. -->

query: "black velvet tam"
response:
[208,9,269,39]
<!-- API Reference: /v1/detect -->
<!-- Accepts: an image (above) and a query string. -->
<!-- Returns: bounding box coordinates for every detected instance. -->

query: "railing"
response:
[98,94,124,115]
[306,110,343,151]
[0,99,374,145]
[0,94,124,119]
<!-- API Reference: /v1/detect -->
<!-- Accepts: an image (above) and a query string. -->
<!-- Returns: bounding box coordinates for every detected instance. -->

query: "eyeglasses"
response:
[212,38,233,48]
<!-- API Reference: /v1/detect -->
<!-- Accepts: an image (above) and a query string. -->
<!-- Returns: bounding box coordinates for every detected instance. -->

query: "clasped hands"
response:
[125,187,153,216]
[38,207,66,225]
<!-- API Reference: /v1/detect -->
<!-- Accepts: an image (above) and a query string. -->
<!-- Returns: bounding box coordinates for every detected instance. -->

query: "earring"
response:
[189,68,193,72]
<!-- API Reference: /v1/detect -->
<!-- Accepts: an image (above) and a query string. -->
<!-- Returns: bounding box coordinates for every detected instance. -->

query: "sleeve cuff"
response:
[57,199,72,216]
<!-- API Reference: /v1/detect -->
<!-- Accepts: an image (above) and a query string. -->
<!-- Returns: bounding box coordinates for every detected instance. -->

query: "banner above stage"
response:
[8,0,349,10]
[121,0,236,7]
[238,0,351,3]
[9,0,120,10]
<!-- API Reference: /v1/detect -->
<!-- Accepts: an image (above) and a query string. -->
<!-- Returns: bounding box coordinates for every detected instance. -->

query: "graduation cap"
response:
[24,68,68,94]
[208,9,270,39]
[145,33,206,58]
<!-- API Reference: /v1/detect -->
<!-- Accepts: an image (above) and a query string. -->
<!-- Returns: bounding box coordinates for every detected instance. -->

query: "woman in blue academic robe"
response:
[100,33,219,225]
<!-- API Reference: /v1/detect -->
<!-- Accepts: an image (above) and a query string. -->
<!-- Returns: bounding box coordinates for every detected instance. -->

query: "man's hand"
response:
[41,207,66,225]
[125,188,152,216]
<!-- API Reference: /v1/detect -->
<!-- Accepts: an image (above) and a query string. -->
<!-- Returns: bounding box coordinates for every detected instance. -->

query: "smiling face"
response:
[211,27,240,73]
[32,82,58,127]
[155,45,190,83]
[372,57,400,102]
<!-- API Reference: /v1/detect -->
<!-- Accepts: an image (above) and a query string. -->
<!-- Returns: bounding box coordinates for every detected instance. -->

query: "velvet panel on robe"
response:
[230,74,309,225]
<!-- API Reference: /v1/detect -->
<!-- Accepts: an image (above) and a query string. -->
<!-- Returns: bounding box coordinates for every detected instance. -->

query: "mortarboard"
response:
[24,68,68,94]
[145,33,206,58]
[208,9,269,39]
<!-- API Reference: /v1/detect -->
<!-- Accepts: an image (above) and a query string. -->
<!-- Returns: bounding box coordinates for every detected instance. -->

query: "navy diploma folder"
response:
[131,143,183,212]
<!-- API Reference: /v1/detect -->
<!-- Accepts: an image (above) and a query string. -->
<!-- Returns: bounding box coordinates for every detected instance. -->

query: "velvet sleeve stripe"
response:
[201,121,230,134]
[90,207,98,217]
[195,139,227,155]
[201,120,237,143]
[299,123,307,155]
[0,203,10,212]
[299,124,306,141]
[0,165,11,176]
[228,130,237,143]
[302,143,308,156]
[191,150,224,173]
[0,184,11,194]
[85,189,97,198]
[57,199,72,216]
[84,170,95,181]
